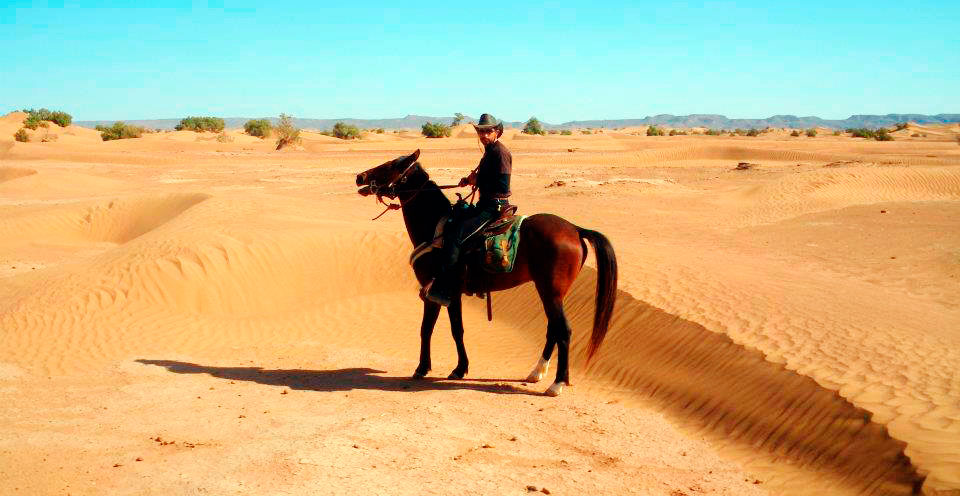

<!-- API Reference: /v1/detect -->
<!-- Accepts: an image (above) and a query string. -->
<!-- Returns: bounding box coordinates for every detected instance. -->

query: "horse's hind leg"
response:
[542,298,572,397]
[413,300,442,379]
[447,294,469,379]
[524,337,554,383]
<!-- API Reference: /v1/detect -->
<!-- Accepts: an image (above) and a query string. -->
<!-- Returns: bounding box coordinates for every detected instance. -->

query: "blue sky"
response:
[1,1,957,122]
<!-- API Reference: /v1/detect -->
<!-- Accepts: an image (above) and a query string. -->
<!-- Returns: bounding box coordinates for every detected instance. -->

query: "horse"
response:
[355,149,617,396]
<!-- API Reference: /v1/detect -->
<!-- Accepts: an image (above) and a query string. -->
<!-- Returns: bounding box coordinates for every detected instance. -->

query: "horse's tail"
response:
[577,227,618,364]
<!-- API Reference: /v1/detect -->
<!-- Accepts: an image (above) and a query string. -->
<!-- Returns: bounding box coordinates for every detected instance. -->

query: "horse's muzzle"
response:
[357,185,372,196]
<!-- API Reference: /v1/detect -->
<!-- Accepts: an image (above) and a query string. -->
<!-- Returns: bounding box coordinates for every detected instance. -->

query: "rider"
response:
[424,113,512,306]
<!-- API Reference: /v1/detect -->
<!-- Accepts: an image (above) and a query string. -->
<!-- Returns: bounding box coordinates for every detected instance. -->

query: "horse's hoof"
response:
[544,382,564,397]
[448,369,467,380]
[524,358,550,383]
[412,370,429,380]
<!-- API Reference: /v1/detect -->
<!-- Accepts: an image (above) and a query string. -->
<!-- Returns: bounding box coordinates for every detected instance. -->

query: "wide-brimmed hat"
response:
[472,113,504,135]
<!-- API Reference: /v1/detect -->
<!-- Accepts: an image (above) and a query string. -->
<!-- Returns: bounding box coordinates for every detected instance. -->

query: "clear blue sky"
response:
[1,1,957,123]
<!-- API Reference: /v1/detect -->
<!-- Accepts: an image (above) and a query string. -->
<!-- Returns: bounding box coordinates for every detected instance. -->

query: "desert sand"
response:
[1,112,959,495]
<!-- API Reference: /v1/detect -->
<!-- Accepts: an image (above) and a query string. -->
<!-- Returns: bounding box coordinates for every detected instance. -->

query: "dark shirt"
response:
[476,140,512,204]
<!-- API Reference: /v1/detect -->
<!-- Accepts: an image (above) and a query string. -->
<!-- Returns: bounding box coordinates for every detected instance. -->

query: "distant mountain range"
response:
[75,113,960,131]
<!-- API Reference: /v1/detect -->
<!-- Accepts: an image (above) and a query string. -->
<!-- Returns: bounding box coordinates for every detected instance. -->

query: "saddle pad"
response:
[482,215,525,273]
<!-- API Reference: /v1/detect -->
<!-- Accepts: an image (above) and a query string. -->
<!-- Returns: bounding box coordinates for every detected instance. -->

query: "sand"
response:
[1,113,959,495]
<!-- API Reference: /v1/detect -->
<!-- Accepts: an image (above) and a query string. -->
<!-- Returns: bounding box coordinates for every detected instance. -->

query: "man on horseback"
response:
[424,113,513,306]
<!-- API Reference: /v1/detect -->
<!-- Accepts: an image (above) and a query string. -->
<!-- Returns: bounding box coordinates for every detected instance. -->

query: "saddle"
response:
[409,206,524,275]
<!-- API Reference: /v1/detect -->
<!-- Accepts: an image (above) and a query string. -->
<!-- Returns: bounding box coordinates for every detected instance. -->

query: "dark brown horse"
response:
[356,150,617,396]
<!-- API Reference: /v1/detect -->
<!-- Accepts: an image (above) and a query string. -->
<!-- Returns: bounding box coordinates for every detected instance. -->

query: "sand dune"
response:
[1,114,958,495]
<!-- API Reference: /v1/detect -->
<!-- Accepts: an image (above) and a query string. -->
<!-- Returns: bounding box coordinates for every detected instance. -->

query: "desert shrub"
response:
[833,130,841,136]
[848,128,874,139]
[452,113,467,126]
[523,117,545,135]
[23,115,41,130]
[790,130,801,137]
[733,128,746,136]
[806,128,817,137]
[175,116,225,132]
[329,121,360,139]
[746,128,760,137]
[243,119,272,138]
[14,128,29,142]
[275,114,302,148]
[581,129,591,135]
[216,132,233,143]
[547,129,558,135]
[22,108,72,128]
[375,128,384,134]
[705,129,721,136]
[874,128,894,141]
[646,125,664,136]
[910,133,921,137]
[95,122,144,140]
[561,130,572,136]
[421,121,451,138]
[668,129,688,136]
[894,122,909,131]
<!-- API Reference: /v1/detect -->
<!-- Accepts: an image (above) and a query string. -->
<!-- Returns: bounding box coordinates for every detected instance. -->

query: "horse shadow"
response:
[135,359,536,396]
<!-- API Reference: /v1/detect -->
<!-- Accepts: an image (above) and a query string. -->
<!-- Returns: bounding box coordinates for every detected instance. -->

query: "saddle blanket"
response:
[409,215,526,274]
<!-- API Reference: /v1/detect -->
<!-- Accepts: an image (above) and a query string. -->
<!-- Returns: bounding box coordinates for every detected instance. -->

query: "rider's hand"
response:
[459,172,476,187]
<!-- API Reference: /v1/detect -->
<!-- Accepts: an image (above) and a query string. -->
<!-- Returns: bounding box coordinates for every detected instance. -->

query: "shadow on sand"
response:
[135,359,537,396]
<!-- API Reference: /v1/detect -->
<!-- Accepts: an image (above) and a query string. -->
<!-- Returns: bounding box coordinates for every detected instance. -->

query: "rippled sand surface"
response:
[2,112,958,495]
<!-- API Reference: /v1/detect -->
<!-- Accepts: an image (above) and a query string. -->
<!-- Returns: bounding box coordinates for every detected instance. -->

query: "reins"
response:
[369,162,478,220]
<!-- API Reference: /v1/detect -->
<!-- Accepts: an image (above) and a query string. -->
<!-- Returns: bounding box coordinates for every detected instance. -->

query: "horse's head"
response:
[356,149,421,198]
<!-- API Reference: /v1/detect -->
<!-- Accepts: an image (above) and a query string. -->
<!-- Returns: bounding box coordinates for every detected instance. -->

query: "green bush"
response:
[328,121,359,140]
[243,119,272,138]
[14,128,29,142]
[22,108,72,128]
[846,128,893,141]
[646,125,664,136]
[790,130,801,137]
[847,128,874,138]
[421,121,451,138]
[668,129,688,136]
[894,122,909,131]
[175,116,225,132]
[833,130,841,136]
[705,129,721,136]
[560,130,572,136]
[581,129,591,135]
[23,115,41,130]
[523,117,545,135]
[95,122,144,140]
[746,128,760,137]
[375,128,385,134]
[275,114,302,148]
[806,128,817,137]
[452,113,466,126]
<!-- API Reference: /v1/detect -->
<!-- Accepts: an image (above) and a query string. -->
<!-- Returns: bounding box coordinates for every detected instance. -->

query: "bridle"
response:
[365,160,477,220]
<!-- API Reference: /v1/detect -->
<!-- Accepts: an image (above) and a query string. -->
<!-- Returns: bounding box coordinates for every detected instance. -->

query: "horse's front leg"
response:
[447,294,469,379]
[413,300,442,379]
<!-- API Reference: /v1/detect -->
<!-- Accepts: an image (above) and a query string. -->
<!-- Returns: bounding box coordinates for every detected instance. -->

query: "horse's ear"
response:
[411,149,420,161]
